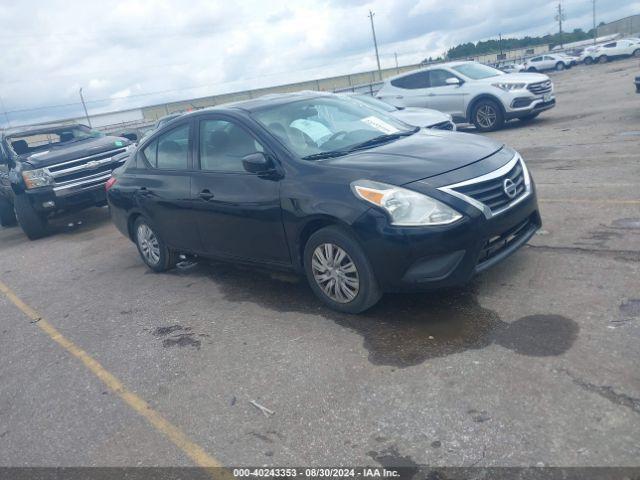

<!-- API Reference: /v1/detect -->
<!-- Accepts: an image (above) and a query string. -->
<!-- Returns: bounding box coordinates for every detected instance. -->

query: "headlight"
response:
[351,179,462,226]
[22,168,54,189]
[492,82,526,91]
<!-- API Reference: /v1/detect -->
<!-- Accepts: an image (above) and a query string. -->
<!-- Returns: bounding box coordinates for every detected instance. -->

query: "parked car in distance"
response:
[498,63,525,74]
[523,54,573,72]
[581,39,640,64]
[107,92,541,313]
[0,123,134,239]
[635,75,640,93]
[376,61,555,132]
[345,94,456,130]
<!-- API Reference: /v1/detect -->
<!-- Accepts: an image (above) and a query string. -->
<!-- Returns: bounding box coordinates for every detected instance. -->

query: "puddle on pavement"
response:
[170,261,578,367]
[152,324,205,349]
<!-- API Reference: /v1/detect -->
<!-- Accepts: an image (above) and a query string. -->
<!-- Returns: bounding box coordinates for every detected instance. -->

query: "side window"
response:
[199,119,264,173]
[390,71,430,89]
[603,42,615,48]
[157,124,189,170]
[429,69,458,87]
[531,56,542,62]
[141,140,157,167]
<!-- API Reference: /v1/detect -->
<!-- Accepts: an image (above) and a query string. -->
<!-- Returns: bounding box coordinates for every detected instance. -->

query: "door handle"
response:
[198,189,214,201]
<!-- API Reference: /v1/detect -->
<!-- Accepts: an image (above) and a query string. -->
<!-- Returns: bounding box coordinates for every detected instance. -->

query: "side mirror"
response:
[242,152,274,174]
[446,77,462,86]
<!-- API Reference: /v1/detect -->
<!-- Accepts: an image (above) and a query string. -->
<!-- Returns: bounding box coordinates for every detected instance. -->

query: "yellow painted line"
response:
[0,279,223,469]
[539,199,640,205]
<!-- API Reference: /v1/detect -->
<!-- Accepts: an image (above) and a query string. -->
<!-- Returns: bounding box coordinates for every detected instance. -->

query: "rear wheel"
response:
[633,49,640,58]
[597,55,608,64]
[14,195,48,240]
[304,226,381,314]
[133,216,177,272]
[555,62,565,71]
[0,197,17,227]
[472,99,504,132]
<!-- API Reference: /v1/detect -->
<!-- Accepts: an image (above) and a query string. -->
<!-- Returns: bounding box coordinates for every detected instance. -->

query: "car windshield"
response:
[349,95,398,113]
[452,63,503,80]
[252,96,417,159]
[7,125,103,156]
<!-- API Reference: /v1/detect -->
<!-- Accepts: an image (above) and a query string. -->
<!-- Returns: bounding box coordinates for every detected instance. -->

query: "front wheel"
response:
[633,49,640,58]
[584,57,593,65]
[14,195,48,240]
[304,226,381,314]
[555,62,565,71]
[472,99,504,132]
[0,197,17,227]
[133,216,177,272]
[526,67,537,72]
[597,55,608,64]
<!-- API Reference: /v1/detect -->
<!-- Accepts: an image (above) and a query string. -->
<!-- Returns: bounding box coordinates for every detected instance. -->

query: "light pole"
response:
[79,87,92,127]
[555,1,566,48]
[394,52,399,73]
[592,0,597,45]
[368,10,382,81]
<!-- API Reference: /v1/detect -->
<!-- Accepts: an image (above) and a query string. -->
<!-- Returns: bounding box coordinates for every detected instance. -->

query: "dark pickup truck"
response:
[0,123,134,239]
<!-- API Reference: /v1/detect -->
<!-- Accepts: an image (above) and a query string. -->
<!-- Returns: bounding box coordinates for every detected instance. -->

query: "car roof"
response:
[1,122,87,139]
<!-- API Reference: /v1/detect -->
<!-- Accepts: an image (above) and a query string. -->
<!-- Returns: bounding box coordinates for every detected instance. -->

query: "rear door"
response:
[134,121,201,252]
[379,70,431,108]
[422,69,466,118]
[190,115,290,265]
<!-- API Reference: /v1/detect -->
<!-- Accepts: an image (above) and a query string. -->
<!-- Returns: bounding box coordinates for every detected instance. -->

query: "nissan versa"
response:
[107,92,541,313]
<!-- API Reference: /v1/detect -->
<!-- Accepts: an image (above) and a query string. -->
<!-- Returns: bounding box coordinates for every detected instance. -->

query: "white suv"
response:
[581,39,640,64]
[376,61,555,132]
[523,54,574,72]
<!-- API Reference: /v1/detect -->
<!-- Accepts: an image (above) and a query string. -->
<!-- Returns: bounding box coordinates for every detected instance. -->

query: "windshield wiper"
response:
[302,150,352,160]
[346,127,419,152]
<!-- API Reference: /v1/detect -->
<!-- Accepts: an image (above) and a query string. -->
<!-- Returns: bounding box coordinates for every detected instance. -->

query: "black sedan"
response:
[107,92,540,313]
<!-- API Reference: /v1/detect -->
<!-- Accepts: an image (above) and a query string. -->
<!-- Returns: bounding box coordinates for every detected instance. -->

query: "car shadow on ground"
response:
[170,259,579,368]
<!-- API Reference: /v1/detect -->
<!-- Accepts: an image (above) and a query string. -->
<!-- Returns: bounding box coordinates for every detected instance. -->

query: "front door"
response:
[190,116,290,265]
[423,69,466,118]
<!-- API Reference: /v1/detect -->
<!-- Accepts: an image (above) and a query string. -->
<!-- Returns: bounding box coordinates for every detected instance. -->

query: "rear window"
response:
[390,71,430,89]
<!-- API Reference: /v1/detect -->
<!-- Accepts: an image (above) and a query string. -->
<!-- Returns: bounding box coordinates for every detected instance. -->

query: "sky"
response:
[0,0,637,127]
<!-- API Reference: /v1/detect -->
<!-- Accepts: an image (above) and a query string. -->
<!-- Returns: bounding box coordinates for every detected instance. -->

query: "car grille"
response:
[477,217,533,266]
[451,158,527,214]
[47,148,127,189]
[431,120,455,130]
[527,80,552,95]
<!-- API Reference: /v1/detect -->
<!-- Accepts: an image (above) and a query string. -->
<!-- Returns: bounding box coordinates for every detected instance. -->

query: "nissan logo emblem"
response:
[503,178,517,199]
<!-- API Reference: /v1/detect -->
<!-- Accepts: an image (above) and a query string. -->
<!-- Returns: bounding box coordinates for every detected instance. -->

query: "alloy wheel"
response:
[476,105,497,129]
[311,243,360,303]
[137,223,161,265]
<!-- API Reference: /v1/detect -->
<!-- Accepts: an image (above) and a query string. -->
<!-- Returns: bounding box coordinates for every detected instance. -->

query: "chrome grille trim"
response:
[437,154,532,219]
[527,80,552,95]
[46,148,127,178]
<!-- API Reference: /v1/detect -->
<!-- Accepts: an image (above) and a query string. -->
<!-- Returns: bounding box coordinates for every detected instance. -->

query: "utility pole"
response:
[0,96,11,128]
[394,52,399,73]
[368,10,382,81]
[592,0,597,44]
[499,33,503,56]
[555,1,565,48]
[79,87,92,127]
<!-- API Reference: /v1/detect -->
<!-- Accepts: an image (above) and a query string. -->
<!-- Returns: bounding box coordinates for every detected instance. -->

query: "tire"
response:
[519,113,540,122]
[133,216,177,272]
[304,226,381,314]
[633,49,640,58]
[13,195,48,240]
[584,57,593,65]
[555,62,565,71]
[597,55,608,64]
[526,67,537,72]
[471,99,504,132]
[0,196,17,227]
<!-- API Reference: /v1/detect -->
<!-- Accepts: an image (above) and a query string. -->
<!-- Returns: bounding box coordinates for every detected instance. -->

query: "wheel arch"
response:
[466,94,506,123]
[295,215,357,271]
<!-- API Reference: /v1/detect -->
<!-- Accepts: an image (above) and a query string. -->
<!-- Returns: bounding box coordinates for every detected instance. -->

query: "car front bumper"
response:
[351,185,541,292]
[22,181,108,215]
[505,95,556,119]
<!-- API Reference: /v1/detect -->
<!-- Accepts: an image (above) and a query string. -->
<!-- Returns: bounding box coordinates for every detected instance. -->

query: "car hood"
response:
[391,108,450,127]
[21,135,131,169]
[476,72,549,84]
[319,129,504,185]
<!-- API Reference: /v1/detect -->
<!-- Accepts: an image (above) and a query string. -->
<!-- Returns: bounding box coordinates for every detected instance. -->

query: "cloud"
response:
[1,0,638,127]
